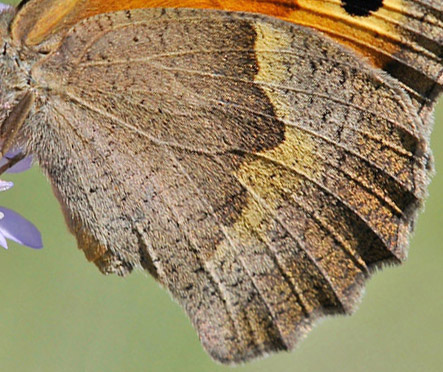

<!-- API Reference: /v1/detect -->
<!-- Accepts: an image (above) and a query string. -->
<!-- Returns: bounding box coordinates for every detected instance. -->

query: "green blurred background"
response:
[1,1,442,371]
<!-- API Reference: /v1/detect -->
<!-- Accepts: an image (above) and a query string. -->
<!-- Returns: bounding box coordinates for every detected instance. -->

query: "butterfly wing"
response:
[22,8,437,362]
[13,0,443,116]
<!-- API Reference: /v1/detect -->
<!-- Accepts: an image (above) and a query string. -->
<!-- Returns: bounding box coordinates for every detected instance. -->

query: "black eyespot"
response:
[341,0,383,16]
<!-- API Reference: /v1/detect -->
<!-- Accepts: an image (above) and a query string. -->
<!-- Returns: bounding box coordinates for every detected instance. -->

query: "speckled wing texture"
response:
[24,8,441,363]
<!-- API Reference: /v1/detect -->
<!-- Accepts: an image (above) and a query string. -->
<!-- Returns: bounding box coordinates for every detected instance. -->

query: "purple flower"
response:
[0,179,13,192]
[0,4,12,13]
[0,206,42,249]
[0,152,42,250]
[0,149,33,173]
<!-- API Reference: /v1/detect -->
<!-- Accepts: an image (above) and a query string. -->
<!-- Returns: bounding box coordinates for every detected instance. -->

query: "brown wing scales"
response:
[24,8,436,363]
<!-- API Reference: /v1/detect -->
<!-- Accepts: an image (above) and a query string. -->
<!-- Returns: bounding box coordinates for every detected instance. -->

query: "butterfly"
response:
[0,0,441,364]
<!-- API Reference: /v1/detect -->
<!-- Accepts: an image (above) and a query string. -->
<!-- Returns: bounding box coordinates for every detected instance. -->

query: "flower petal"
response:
[0,232,8,249]
[0,207,42,249]
[6,156,33,173]
[0,4,12,13]
[0,149,33,173]
[0,180,13,192]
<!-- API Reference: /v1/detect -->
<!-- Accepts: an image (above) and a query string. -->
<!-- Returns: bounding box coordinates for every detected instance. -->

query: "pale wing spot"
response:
[253,22,297,123]
[221,128,319,256]
[211,23,323,261]
[213,125,322,261]
[253,21,323,179]
[214,23,324,256]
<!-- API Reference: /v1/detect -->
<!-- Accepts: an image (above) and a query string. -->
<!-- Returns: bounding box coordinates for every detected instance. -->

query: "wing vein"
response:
[235,176,351,312]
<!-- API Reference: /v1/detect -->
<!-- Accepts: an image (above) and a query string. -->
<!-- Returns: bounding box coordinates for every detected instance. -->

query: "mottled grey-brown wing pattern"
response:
[24,8,436,363]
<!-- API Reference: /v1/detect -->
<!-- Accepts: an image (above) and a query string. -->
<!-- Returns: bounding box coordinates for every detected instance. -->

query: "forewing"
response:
[27,8,435,363]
